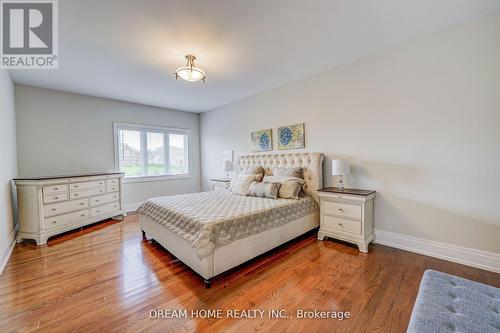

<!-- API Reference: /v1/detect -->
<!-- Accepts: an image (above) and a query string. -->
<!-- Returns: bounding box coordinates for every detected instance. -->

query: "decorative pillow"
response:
[231,174,256,196]
[263,176,306,200]
[272,167,303,179]
[278,182,304,200]
[247,181,281,199]
[241,166,265,181]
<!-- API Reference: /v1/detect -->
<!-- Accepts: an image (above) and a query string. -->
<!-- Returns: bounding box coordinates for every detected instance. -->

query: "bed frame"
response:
[139,152,324,288]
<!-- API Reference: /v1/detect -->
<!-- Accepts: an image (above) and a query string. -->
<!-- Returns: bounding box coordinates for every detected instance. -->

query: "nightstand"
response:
[317,187,376,253]
[209,178,231,190]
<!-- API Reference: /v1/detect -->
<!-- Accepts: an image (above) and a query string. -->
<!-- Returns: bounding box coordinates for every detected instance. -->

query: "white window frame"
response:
[113,122,191,183]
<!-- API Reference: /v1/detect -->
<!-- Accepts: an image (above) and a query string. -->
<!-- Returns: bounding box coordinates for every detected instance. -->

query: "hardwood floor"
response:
[1,214,499,333]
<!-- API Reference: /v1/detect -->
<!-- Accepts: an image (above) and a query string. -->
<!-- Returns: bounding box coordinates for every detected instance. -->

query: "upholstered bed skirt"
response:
[140,211,319,280]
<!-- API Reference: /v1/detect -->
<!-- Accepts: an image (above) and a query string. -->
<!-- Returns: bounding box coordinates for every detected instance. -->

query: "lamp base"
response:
[338,175,345,191]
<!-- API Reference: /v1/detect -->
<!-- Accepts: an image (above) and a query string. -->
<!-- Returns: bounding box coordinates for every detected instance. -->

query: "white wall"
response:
[15,86,201,209]
[0,70,18,269]
[201,13,500,254]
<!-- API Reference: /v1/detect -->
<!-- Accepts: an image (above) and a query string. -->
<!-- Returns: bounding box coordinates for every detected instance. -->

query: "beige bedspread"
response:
[138,190,318,258]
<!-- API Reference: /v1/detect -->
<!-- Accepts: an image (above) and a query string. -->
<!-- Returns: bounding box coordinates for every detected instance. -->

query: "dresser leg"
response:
[317,230,326,241]
[357,243,368,253]
[36,236,48,246]
[16,235,23,243]
[203,279,211,289]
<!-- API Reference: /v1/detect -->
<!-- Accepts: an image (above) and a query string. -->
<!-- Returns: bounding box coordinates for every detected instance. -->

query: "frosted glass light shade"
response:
[332,159,350,176]
[223,160,234,172]
[175,66,206,82]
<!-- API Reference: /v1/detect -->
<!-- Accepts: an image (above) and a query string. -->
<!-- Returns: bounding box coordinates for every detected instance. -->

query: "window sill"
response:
[122,173,192,184]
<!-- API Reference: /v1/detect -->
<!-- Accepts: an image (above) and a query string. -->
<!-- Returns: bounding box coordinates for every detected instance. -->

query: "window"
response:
[114,123,190,182]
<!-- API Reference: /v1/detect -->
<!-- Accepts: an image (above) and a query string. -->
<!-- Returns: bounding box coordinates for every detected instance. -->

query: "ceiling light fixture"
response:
[175,54,206,82]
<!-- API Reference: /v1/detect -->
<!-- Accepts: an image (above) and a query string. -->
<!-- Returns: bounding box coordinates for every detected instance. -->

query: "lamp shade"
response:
[332,159,350,176]
[223,160,234,172]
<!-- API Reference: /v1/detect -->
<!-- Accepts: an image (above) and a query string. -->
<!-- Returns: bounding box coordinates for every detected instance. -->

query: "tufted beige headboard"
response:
[236,152,325,203]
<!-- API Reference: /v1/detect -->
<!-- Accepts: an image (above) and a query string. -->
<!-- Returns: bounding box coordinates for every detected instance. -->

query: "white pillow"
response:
[262,176,305,184]
[229,174,239,190]
[231,174,256,195]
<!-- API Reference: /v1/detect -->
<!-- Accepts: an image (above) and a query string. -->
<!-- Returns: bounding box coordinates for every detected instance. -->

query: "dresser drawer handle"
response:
[338,223,344,227]
[95,199,100,203]
[80,214,85,217]
[54,197,59,200]
[113,196,117,199]
[80,203,84,205]
[51,208,56,211]
[54,187,58,190]
[52,221,57,224]
[74,194,79,197]
[96,210,100,213]
[338,208,344,212]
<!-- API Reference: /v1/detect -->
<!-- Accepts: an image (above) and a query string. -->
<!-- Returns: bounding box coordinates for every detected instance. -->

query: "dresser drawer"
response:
[106,179,119,186]
[106,184,119,193]
[44,199,89,217]
[43,193,69,204]
[70,187,105,199]
[70,180,105,191]
[42,184,68,195]
[92,201,120,216]
[44,209,89,230]
[323,201,362,220]
[91,192,120,207]
[323,215,361,235]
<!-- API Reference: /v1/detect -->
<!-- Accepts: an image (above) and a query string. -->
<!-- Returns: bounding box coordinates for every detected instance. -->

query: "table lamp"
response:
[332,159,350,191]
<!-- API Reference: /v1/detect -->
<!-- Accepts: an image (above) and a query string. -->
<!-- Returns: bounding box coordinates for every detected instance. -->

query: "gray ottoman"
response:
[407,270,500,333]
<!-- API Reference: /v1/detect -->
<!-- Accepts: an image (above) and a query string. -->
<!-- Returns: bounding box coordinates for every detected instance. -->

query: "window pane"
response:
[119,129,142,176]
[169,134,187,174]
[146,132,165,175]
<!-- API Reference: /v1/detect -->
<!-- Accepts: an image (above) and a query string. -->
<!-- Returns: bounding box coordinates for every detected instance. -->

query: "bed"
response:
[139,152,324,288]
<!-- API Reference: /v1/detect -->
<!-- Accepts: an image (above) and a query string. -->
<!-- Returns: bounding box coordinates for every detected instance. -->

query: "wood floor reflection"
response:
[1,214,499,332]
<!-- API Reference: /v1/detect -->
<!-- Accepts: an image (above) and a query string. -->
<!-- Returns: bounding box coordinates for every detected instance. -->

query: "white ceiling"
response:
[9,0,500,112]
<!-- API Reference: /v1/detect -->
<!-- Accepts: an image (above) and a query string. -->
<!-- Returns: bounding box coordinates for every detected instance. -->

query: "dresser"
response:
[14,172,125,245]
[317,188,376,253]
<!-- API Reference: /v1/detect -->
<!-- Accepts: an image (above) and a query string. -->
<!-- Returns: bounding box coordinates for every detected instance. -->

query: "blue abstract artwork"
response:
[251,129,272,152]
[278,123,305,150]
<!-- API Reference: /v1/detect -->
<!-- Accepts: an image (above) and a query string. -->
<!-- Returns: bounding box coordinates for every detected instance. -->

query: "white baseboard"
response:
[123,201,142,213]
[0,224,19,275]
[375,229,500,274]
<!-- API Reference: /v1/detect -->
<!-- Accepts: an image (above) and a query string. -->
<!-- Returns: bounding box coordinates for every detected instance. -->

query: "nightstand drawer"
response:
[323,215,361,235]
[323,201,361,220]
